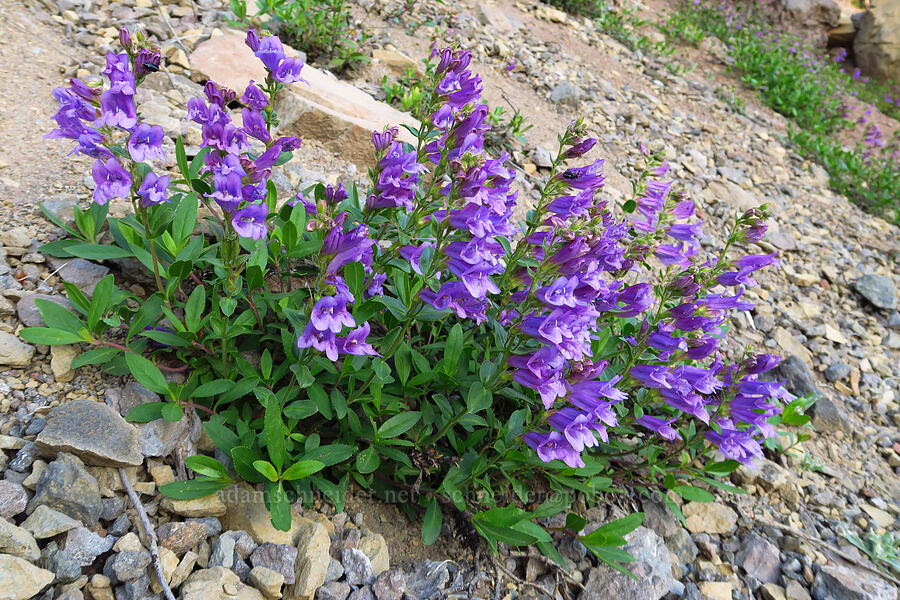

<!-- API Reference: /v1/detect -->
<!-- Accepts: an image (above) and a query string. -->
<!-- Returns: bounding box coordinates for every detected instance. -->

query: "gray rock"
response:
[768,354,819,398]
[117,383,193,458]
[854,274,896,310]
[114,574,156,600]
[824,363,852,382]
[208,532,236,568]
[41,541,82,583]
[64,526,117,566]
[665,527,699,567]
[15,294,73,327]
[187,517,222,537]
[811,564,895,600]
[27,452,102,526]
[157,521,207,556]
[21,505,80,539]
[109,513,132,536]
[405,561,449,600]
[224,529,257,559]
[324,557,344,583]
[342,548,375,586]
[736,533,780,585]
[317,581,351,600]
[549,81,583,106]
[36,399,143,467]
[47,258,109,296]
[810,397,851,433]
[531,147,553,168]
[0,480,28,519]
[250,542,297,585]
[8,442,39,472]
[25,418,46,436]
[103,550,151,584]
[642,496,679,539]
[579,527,676,600]
[348,587,375,600]
[232,552,251,582]
[372,569,407,600]
[100,496,126,522]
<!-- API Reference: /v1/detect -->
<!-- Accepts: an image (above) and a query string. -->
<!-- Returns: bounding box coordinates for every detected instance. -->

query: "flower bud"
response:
[371,127,397,152]
[134,48,161,78]
[246,29,260,52]
[119,27,132,50]
[563,136,597,159]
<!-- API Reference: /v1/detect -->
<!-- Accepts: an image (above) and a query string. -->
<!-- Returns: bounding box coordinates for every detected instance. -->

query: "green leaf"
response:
[356,446,380,474]
[704,460,741,476]
[269,482,292,531]
[86,275,114,331]
[124,352,169,395]
[18,327,85,345]
[185,455,230,480]
[33,299,85,333]
[565,513,588,532]
[672,485,715,502]
[306,385,332,419]
[192,379,233,398]
[124,402,165,423]
[71,346,119,369]
[159,478,230,500]
[443,323,463,375]
[161,402,184,423]
[262,393,286,472]
[281,460,324,481]
[422,498,442,546]
[283,400,317,420]
[377,411,421,439]
[68,245,134,260]
[231,446,266,483]
[175,135,190,181]
[253,460,279,482]
[173,193,198,245]
[185,285,206,333]
[300,444,356,467]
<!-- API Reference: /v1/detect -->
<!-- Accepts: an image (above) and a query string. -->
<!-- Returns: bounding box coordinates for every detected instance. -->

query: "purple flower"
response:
[557,159,605,190]
[242,81,268,110]
[127,123,166,162]
[564,137,597,158]
[232,203,268,240]
[137,172,169,207]
[523,431,585,468]
[310,295,355,333]
[91,157,132,205]
[241,108,270,142]
[134,49,161,79]
[339,322,380,356]
[636,415,680,441]
[97,90,138,130]
[372,127,397,152]
[274,58,307,84]
[254,34,286,72]
[297,322,340,361]
[548,407,606,451]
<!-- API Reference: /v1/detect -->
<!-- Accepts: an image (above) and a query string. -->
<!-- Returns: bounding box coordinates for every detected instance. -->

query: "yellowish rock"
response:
[162,493,226,518]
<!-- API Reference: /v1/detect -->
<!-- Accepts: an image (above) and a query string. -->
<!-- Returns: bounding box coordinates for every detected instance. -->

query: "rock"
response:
[27,452,102,526]
[250,566,285,600]
[103,550,151,584]
[65,527,116,566]
[699,581,733,600]
[1,227,32,249]
[50,345,78,382]
[0,481,28,520]
[579,527,675,600]
[761,583,788,600]
[531,147,553,168]
[161,493,226,518]
[117,383,196,458]
[861,503,895,529]
[190,34,419,169]
[476,2,515,33]
[781,0,840,27]
[324,558,343,583]
[702,180,758,212]
[317,581,350,600]
[347,588,374,600]
[50,258,110,296]
[114,532,143,553]
[683,502,737,534]
[371,49,420,76]
[824,363,852,382]
[786,579,812,600]
[40,541,82,583]
[170,550,199,589]
[811,564,896,600]
[549,81,583,106]
[219,484,304,544]
[810,397,851,433]
[182,567,265,600]
[158,521,208,556]
[854,3,900,83]
[342,548,374,586]
[357,534,389,576]
[371,569,406,600]
[768,354,818,398]
[0,332,34,367]
[285,517,330,600]
[150,546,179,594]
[35,400,143,467]
[405,561,449,600]
[736,533,780,584]
[0,554,55,599]
[209,532,236,569]
[9,443,39,473]
[642,496,679,539]
[250,543,297,585]
[854,274,896,310]
[15,294,73,327]
[0,517,40,560]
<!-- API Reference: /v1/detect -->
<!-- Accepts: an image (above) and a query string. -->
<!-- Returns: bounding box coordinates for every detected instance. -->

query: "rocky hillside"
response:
[0,0,897,599]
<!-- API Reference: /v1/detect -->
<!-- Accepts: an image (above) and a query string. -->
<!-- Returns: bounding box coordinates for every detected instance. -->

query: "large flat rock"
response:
[35,400,143,467]
[190,33,419,168]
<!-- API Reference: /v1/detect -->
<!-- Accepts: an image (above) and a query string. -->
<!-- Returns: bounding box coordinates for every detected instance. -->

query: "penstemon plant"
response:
[32,26,792,568]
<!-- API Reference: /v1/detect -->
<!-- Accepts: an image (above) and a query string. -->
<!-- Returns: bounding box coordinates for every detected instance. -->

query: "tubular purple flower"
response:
[636,415,680,441]
[133,49,161,79]
[242,81,268,110]
[523,432,585,468]
[231,203,269,240]
[310,295,356,333]
[563,137,597,158]
[340,322,380,356]
[254,34,286,72]
[97,91,138,130]
[127,123,166,162]
[274,58,307,84]
[91,157,132,205]
[548,407,606,451]
[372,127,397,152]
[137,172,169,207]
[297,322,340,361]
[241,108,270,142]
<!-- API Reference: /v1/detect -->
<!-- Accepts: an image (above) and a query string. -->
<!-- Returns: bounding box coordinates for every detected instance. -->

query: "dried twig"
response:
[154,0,189,55]
[752,516,900,587]
[119,468,177,600]
[493,556,557,599]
